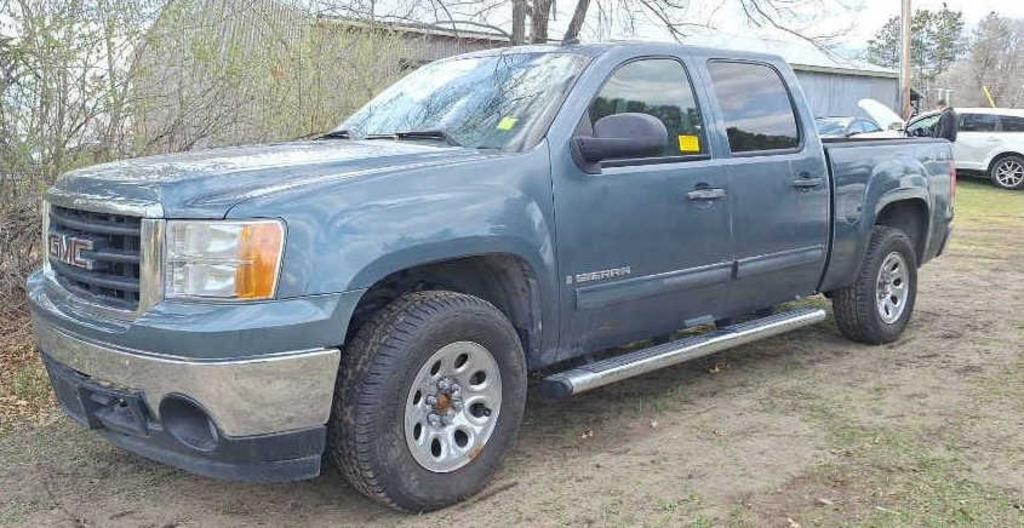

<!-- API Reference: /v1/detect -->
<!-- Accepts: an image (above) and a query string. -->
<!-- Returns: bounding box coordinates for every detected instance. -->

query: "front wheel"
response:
[832,225,918,344]
[990,155,1024,190]
[328,290,527,512]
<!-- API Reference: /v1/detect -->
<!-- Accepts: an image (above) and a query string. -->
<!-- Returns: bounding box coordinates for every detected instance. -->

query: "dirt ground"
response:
[1,179,1023,527]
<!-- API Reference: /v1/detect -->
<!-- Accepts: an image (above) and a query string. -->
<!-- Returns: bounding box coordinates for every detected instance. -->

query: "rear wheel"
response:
[832,225,918,344]
[328,290,527,512]
[990,155,1024,190]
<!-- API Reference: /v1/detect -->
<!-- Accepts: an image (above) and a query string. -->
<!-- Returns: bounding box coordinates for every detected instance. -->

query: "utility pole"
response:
[900,0,913,119]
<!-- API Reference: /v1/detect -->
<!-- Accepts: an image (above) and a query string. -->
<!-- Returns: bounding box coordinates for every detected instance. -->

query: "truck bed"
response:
[819,137,955,294]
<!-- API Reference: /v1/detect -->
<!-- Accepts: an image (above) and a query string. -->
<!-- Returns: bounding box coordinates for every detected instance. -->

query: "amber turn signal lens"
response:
[235,222,284,300]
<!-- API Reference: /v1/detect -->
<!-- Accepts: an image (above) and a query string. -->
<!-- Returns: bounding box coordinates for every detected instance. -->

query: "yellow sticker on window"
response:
[497,117,519,131]
[678,134,701,153]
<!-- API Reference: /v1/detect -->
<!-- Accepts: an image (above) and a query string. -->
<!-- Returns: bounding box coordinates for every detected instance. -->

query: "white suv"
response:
[907,108,1024,190]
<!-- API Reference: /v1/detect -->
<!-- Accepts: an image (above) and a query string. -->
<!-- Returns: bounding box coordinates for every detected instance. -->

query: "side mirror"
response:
[575,113,667,163]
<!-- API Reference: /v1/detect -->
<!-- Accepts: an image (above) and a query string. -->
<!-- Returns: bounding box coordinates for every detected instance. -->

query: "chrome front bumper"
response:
[36,320,340,437]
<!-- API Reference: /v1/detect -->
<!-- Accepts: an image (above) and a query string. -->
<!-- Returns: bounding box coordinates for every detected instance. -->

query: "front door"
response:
[552,57,733,358]
[704,60,830,314]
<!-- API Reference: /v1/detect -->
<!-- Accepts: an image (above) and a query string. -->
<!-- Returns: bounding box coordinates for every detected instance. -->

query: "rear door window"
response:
[960,113,1000,132]
[707,61,801,153]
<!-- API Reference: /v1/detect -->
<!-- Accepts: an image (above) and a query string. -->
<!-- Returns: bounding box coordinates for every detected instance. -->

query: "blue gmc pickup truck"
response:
[28,42,954,511]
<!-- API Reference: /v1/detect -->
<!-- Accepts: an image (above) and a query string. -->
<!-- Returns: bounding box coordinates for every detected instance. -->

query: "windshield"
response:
[815,118,849,137]
[337,52,589,150]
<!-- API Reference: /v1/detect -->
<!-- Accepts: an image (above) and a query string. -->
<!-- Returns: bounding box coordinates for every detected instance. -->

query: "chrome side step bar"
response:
[539,307,827,399]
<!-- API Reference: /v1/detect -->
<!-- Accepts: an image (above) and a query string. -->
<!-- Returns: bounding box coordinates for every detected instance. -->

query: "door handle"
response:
[687,188,727,201]
[791,177,825,189]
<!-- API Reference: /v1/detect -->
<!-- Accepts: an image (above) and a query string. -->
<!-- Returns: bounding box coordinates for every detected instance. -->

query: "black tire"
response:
[989,155,1024,190]
[832,225,918,345]
[328,290,527,512]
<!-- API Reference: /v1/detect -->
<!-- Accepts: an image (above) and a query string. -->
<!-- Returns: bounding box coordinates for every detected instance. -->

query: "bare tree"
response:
[0,0,165,315]
[325,0,851,46]
[936,13,1024,108]
[562,0,589,43]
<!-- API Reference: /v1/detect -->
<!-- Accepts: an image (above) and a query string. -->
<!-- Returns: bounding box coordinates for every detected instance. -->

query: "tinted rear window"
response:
[707,61,800,153]
[960,113,1000,132]
[1001,115,1024,132]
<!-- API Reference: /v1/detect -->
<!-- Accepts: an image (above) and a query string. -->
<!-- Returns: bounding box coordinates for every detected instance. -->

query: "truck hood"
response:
[51,140,489,218]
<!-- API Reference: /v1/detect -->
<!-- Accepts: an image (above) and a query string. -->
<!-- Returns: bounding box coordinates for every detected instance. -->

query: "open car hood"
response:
[858,99,904,131]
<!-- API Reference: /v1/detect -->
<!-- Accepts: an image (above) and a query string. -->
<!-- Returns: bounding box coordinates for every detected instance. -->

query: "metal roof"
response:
[678,31,897,79]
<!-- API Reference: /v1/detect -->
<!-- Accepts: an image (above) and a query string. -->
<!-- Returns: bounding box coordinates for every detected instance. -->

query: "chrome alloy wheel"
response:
[876,251,910,324]
[995,159,1024,188]
[404,341,502,473]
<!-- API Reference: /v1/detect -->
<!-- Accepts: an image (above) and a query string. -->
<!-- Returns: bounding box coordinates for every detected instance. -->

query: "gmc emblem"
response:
[48,233,95,270]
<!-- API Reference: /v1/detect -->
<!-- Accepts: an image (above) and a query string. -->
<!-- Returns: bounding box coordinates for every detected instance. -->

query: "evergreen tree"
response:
[865,3,966,86]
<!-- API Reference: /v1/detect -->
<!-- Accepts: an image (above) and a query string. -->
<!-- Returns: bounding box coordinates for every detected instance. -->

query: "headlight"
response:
[165,219,284,301]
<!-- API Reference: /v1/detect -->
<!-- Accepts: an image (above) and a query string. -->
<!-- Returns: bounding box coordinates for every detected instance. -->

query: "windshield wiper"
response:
[318,129,352,140]
[365,129,461,147]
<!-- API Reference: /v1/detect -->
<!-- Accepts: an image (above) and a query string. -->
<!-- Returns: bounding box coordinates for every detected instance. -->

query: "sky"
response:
[548,0,1024,51]
[849,0,1024,44]
[4,0,1023,54]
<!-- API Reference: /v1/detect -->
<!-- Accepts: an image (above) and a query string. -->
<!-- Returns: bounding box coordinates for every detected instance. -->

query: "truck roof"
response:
[452,40,787,64]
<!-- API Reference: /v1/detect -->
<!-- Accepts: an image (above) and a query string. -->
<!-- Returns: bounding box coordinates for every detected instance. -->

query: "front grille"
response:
[48,205,142,310]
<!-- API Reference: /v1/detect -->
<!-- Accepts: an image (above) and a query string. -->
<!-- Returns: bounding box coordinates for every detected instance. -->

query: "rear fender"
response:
[820,156,931,293]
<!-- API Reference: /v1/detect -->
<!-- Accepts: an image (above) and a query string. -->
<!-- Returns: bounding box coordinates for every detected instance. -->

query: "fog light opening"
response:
[160,395,219,452]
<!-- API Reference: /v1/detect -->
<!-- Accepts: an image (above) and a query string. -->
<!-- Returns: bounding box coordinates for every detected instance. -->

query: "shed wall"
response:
[795,70,899,119]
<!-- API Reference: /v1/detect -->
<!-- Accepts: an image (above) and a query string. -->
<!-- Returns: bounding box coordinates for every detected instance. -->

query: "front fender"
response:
[226,141,558,315]
[347,236,552,291]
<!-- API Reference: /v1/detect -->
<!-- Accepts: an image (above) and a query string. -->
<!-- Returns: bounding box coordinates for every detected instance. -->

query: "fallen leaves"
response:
[0,317,56,430]
[708,361,730,374]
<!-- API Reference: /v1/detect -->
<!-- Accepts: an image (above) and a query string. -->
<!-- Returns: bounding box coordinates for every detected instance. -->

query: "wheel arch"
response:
[344,252,547,369]
[986,150,1024,174]
[874,197,930,263]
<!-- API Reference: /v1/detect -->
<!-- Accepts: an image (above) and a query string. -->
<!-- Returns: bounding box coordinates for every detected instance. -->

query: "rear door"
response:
[957,113,1002,171]
[703,60,830,314]
[999,114,1024,161]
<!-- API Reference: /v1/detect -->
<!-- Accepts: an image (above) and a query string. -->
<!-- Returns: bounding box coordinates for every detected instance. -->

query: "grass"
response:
[951,177,1024,228]
[746,383,1024,527]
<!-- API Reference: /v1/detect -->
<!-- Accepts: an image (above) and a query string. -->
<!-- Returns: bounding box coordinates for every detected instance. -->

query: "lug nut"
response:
[427,413,441,427]
[437,378,452,391]
[425,395,438,407]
